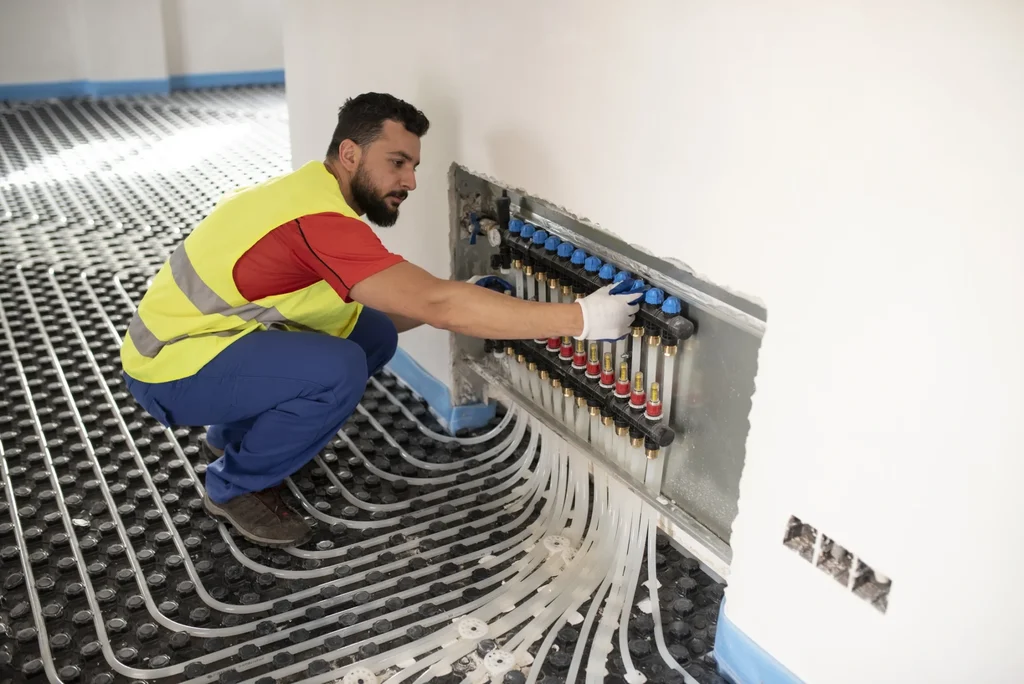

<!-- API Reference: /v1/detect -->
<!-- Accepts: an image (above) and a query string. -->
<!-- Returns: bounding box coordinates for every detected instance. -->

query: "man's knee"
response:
[376,319,398,370]
[316,341,369,407]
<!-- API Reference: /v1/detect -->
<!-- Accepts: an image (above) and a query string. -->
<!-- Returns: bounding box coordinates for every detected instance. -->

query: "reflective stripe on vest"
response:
[128,243,315,359]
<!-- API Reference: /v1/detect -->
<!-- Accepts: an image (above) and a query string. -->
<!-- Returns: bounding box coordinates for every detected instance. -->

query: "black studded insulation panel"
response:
[0,88,725,684]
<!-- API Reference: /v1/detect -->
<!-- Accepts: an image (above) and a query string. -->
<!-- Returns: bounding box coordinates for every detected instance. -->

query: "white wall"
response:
[162,0,283,76]
[284,2,1024,682]
[76,0,169,81]
[0,0,282,86]
[0,0,86,84]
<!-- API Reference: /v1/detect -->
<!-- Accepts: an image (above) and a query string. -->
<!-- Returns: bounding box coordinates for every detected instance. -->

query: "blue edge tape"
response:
[385,347,496,435]
[715,599,805,684]
[0,69,285,101]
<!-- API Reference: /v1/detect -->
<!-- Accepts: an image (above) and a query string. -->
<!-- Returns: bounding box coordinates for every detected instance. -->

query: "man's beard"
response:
[351,164,406,227]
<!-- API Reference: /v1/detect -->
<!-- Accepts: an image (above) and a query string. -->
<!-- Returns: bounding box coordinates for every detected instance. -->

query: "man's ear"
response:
[338,139,361,173]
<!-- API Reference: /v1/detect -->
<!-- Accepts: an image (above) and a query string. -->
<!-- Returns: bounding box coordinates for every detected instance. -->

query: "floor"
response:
[0,87,724,684]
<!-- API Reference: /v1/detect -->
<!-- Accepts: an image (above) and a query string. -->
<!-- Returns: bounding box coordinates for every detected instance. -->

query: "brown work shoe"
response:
[203,487,312,548]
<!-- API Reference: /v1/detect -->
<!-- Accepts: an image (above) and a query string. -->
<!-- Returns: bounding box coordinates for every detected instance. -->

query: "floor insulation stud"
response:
[0,86,725,684]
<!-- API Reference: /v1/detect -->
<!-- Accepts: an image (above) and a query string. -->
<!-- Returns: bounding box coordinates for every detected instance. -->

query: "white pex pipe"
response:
[645,336,661,389]
[583,477,639,684]
[630,329,643,386]
[379,421,581,683]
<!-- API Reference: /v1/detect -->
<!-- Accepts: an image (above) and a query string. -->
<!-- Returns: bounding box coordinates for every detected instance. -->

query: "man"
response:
[121,93,639,547]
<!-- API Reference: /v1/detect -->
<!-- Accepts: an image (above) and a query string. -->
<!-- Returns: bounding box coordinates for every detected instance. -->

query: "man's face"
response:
[350,120,421,227]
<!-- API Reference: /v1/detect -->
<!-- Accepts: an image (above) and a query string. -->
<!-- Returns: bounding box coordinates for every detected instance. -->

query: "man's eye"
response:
[392,159,403,168]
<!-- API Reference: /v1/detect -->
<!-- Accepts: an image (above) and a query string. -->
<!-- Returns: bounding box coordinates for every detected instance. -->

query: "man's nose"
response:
[402,168,416,192]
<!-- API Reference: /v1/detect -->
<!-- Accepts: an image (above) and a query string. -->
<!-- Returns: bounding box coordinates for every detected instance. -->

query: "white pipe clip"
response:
[484,650,517,677]
[457,617,490,640]
[342,667,378,684]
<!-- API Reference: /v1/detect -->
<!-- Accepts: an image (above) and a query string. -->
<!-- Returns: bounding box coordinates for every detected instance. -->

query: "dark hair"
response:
[325,93,429,159]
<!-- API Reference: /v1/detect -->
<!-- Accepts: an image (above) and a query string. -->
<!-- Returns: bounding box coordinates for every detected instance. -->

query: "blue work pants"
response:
[123,308,397,503]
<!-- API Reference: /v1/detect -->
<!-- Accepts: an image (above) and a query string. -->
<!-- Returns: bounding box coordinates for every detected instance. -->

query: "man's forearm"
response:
[430,282,584,339]
[387,312,424,333]
[349,263,589,341]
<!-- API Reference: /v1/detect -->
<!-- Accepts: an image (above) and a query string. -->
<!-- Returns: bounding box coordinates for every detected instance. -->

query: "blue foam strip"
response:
[449,404,499,434]
[0,80,91,101]
[169,69,285,90]
[714,599,805,684]
[385,347,496,433]
[0,70,284,102]
[84,79,170,98]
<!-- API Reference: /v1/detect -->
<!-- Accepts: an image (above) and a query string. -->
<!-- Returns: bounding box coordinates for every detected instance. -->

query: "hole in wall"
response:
[783,515,891,614]
[816,534,853,586]
[782,515,817,562]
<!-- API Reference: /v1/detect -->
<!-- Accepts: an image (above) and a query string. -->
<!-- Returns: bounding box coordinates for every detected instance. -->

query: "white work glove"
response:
[575,282,641,340]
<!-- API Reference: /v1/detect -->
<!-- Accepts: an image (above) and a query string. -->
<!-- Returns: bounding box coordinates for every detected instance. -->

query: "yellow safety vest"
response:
[120,161,365,383]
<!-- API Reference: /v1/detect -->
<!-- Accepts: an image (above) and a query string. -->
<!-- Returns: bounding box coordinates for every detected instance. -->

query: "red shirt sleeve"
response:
[292,213,405,301]
[232,212,405,303]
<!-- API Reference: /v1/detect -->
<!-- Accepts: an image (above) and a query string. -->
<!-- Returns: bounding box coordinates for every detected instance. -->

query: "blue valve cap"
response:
[521,224,536,239]
[613,270,631,283]
[557,242,575,259]
[544,236,560,252]
[598,263,616,280]
[509,218,524,234]
[644,288,665,306]
[662,296,683,315]
[629,279,647,293]
[584,255,602,273]
[531,229,549,245]
[571,249,587,266]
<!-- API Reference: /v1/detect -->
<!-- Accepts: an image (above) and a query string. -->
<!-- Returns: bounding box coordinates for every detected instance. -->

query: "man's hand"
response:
[576,282,642,340]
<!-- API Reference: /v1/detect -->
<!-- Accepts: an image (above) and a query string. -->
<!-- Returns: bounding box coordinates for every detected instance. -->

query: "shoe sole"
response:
[203,497,313,549]
[203,439,224,458]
